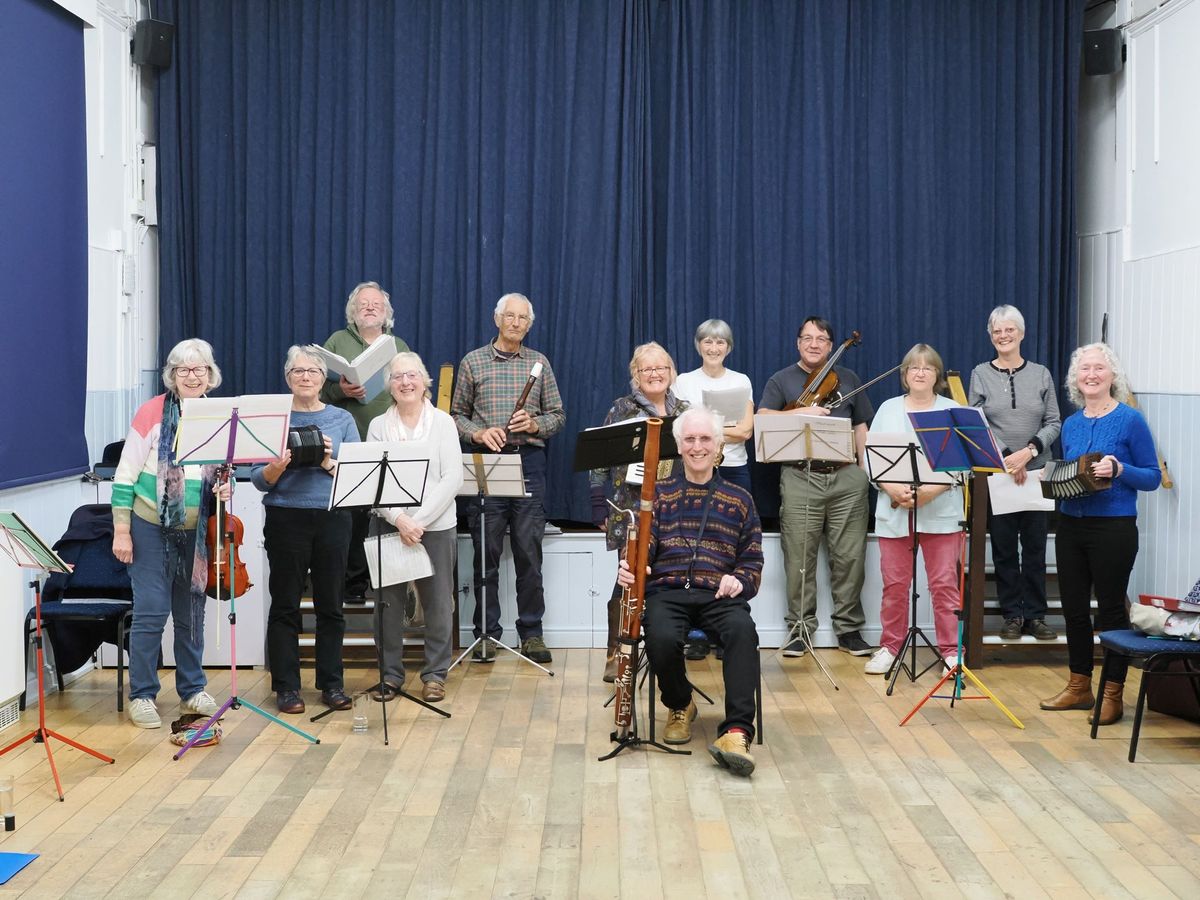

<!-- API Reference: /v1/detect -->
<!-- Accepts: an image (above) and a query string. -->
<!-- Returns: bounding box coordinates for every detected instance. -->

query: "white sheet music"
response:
[987,469,1055,514]
[365,531,434,589]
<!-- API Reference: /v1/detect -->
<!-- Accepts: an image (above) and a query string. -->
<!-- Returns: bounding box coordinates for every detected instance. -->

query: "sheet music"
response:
[177,395,293,465]
[864,434,956,485]
[987,470,1055,514]
[702,386,751,423]
[365,531,434,589]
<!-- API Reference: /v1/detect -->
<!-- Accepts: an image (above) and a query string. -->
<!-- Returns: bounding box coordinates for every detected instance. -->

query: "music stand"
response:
[864,433,956,695]
[449,452,554,675]
[0,510,114,799]
[573,420,689,758]
[312,441,448,744]
[899,408,1023,728]
[170,395,321,760]
[754,413,854,690]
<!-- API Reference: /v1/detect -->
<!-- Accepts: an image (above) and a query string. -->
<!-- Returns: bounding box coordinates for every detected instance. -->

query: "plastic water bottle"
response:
[0,773,14,831]
[352,692,369,734]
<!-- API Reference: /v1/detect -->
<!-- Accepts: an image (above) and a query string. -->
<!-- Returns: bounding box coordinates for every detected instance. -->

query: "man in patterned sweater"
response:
[617,406,764,776]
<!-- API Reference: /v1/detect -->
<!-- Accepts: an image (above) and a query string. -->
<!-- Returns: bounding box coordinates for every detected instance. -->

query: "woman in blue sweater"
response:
[1039,343,1160,725]
[252,345,360,715]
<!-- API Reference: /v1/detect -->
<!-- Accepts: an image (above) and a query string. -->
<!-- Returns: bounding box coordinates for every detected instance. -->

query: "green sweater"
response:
[319,323,411,438]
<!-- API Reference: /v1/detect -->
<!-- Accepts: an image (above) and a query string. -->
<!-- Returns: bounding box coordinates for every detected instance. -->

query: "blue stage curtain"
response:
[156,0,1082,520]
[0,0,89,489]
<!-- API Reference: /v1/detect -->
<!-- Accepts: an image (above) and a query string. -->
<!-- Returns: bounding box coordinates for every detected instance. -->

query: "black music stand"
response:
[754,413,854,690]
[312,441,448,744]
[864,434,957,695]
[0,511,114,799]
[574,419,687,759]
[449,452,555,675]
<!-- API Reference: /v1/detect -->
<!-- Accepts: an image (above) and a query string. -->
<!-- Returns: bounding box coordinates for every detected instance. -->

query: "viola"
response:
[207,506,251,600]
[786,330,862,409]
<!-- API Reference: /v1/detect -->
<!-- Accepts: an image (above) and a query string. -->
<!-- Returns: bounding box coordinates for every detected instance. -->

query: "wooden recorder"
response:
[1039,452,1112,500]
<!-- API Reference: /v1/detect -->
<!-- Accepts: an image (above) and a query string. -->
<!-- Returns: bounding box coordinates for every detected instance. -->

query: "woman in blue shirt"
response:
[1039,343,1160,725]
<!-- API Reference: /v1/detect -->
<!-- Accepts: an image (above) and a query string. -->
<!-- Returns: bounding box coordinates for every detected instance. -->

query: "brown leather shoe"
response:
[422,680,445,703]
[1040,672,1095,710]
[1088,681,1124,726]
[663,700,697,744]
[276,691,305,714]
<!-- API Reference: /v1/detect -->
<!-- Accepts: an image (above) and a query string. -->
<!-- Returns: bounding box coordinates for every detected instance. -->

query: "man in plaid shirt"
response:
[451,293,566,664]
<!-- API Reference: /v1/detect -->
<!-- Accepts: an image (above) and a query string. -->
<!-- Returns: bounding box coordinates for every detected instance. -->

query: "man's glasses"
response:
[500,312,531,323]
[799,336,831,346]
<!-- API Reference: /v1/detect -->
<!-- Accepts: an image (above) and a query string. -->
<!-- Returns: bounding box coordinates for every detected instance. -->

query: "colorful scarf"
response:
[157,393,216,642]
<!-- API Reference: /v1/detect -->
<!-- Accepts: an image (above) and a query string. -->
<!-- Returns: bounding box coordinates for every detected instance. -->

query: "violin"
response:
[786,330,862,409]
[207,502,251,600]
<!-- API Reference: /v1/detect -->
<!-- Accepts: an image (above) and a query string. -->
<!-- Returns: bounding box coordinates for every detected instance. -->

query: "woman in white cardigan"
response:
[366,351,464,702]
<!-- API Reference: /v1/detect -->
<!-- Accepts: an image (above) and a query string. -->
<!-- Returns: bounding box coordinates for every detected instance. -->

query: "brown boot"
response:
[1040,672,1095,710]
[1088,681,1124,726]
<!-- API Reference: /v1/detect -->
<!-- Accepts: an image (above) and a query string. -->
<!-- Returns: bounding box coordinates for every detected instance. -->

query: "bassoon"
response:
[612,417,662,740]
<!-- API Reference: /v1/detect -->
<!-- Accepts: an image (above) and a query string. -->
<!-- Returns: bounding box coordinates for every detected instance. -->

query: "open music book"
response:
[313,334,397,403]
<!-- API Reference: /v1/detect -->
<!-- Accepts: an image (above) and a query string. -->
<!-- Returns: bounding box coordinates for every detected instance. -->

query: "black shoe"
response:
[343,592,368,605]
[781,638,807,658]
[321,688,353,710]
[521,636,553,664]
[837,630,874,657]
[685,638,710,660]
[472,640,496,663]
[1022,618,1058,641]
[714,644,724,661]
[999,618,1023,640]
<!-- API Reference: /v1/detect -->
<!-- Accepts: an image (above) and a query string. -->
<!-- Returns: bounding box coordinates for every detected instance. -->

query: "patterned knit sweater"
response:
[111,394,204,528]
[645,474,763,599]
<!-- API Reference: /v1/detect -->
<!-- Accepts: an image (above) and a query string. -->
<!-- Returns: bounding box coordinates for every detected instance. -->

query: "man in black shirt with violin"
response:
[759,317,875,658]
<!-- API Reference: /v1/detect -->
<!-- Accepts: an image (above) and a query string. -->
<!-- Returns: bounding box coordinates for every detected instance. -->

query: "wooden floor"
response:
[2,650,1199,899]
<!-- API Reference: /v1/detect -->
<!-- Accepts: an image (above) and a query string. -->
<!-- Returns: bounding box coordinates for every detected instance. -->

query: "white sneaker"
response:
[943,654,960,674]
[182,691,219,716]
[864,647,896,675]
[129,697,161,729]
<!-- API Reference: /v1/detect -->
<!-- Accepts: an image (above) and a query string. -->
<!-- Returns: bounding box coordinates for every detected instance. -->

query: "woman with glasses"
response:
[365,352,463,703]
[112,339,229,729]
[251,345,359,715]
[968,306,1061,642]
[589,341,689,681]
[862,344,965,676]
[672,319,755,493]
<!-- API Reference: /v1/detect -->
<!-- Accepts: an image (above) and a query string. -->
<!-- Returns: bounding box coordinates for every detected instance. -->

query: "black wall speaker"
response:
[1084,29,1123,76]
[131,20,174,69]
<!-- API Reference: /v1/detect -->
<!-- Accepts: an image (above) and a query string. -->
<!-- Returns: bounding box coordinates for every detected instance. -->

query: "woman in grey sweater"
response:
[968,306,1062,641]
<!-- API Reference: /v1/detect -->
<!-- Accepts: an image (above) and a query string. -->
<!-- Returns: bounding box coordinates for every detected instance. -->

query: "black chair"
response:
[1091,629,1200,762]
[21,504,133,712]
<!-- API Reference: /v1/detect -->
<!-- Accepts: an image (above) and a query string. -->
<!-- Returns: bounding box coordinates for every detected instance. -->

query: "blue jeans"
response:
[127,515,207,701]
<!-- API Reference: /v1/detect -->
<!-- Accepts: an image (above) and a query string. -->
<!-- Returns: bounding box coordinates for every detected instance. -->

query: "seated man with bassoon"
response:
[616,406,764,776]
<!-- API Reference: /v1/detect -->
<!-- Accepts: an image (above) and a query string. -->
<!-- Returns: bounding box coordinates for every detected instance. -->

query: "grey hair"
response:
[1065,342,1131,408]
[386,350,433,400]
[284,344,328,380]
[672,405,725,445]
[493,292,536,325]
[987,305,1026,335]
[162,338,222,393]
[345,281,395,330]
[628,341,677,391]
[694,318,734,352]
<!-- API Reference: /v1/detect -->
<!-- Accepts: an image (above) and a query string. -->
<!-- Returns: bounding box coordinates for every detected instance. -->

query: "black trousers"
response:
[264,506,351,692]
[642,587,759,739]
[343,508,372,596]
[1056,515,1138,682]
[988,508,1049,622]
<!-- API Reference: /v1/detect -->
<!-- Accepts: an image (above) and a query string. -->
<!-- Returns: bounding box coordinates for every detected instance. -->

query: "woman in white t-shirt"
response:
[673,319,755,492]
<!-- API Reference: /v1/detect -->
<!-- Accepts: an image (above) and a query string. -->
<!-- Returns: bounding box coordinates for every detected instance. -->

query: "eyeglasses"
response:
[638,366,670,376]
[288,367,324,379]
[991,327,1020,337]
[799,336,831,346]
[699,337,728,347]
[174,365,209,378]
[680,435,716,447]
[500,312,531,323]
[389,370,423,382]
[906,365,936,374]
